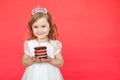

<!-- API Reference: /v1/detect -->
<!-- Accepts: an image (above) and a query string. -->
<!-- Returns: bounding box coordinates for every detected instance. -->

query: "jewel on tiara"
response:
[32,7,47,15]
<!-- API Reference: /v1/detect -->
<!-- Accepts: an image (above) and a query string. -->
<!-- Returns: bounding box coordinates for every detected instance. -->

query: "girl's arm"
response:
[48,40,64,67]
[22,54,35,66]
[49,53,64,67]
[22,41,37,66]
[22,53,43,66]
[22,41,35,66]
[22,54,42,66]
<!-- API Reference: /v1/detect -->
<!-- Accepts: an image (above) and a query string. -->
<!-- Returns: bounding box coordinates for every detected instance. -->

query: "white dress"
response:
[22,39,63,80]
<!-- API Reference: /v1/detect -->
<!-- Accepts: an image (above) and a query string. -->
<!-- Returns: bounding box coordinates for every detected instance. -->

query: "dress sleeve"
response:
[54,40,62,55]
[24,41,30,55]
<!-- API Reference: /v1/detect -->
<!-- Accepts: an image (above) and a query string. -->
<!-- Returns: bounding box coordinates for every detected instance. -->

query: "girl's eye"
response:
[33,26,38,28]
[42,26,46,28]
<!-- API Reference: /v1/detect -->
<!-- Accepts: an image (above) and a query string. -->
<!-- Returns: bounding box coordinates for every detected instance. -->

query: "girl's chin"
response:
[37,36,46,39]
[37,36,44,39]
[37,36,41,38]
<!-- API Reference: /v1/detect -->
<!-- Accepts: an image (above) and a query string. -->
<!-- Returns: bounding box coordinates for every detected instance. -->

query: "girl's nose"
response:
[38,28,42,32]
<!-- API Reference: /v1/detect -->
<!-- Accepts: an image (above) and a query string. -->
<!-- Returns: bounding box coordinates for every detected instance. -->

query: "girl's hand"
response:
[31,56,41,63]
[40,56,51,63]
[31,56,51,63]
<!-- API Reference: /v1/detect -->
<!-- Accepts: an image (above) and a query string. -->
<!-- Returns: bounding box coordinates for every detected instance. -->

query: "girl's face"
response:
[32,17,50,40]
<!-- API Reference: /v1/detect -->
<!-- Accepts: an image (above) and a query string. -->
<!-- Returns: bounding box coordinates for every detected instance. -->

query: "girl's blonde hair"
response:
[25,12,58,40]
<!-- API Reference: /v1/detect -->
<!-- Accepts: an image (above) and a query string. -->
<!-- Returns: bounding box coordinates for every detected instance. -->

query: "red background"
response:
[0,0,120,80]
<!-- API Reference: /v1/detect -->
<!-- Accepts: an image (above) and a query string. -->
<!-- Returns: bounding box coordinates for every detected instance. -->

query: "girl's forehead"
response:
[33,17,49,26]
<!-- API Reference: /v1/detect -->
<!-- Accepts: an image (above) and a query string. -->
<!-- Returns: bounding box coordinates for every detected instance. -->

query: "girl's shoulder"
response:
[49,39,61,44]
[24,39,36,45]
[49,40,62,48]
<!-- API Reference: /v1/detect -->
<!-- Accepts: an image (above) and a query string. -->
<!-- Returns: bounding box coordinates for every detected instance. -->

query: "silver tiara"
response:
[32,7,47,15]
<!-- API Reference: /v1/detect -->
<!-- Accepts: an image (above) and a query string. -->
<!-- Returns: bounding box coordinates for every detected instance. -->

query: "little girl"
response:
[22,6,64,80]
